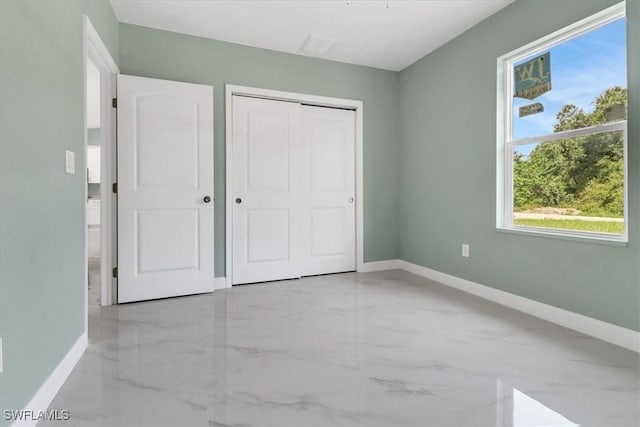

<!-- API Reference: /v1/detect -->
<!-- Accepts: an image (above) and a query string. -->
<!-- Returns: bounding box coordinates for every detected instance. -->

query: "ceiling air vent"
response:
[300,35,338,56]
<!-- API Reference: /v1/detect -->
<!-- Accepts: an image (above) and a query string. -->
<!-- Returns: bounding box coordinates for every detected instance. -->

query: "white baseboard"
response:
[13,333,87,427]
[359,259,402,273]
[395,260,639,353]
[214,277,229,290]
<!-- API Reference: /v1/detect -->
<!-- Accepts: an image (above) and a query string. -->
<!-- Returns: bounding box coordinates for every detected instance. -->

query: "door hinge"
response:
[112,183,117,194]
[112,267,118,278]
[112,98,117,108]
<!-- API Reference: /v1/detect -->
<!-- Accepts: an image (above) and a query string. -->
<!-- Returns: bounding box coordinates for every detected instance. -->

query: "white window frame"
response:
[496,2,628,244]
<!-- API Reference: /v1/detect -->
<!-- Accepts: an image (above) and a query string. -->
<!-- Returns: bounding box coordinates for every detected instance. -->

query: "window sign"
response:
[514,52,551,100]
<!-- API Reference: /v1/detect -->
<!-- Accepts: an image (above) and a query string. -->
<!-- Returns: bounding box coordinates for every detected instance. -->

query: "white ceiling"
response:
[110,0,513,71]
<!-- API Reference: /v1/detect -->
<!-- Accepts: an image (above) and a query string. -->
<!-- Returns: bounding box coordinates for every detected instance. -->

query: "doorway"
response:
[83,16,119,332]
[225,85,364,286]
[85,56,101,309]
[83,18,216,307]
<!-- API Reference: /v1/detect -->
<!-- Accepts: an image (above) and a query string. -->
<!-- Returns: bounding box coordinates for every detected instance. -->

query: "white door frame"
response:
[83,16,119,331]
[225,84,364,286]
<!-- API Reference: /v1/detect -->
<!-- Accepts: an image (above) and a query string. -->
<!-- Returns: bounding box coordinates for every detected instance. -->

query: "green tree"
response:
[553,86,627,132]
[513,87,626,217]
[579,158,624,216]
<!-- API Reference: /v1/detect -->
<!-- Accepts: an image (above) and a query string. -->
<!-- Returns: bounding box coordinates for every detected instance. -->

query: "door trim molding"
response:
[83,16,119,329]
[225,85,364,286]
[214,277,228,290]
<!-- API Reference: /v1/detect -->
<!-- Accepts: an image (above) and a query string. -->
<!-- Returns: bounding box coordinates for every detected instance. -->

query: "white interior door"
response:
[231,96,303,284]
[117,75,214,303]
[300,105,356,276]
[231,96,355,285]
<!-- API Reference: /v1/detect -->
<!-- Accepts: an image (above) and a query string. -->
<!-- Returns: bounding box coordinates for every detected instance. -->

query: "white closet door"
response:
[117,75,214,303]
[231,96,303,284]
[300,105,356,276]
[231,96,356,285]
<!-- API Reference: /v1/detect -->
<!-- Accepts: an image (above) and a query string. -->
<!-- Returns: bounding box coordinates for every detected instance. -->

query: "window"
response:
[497,3,628,243]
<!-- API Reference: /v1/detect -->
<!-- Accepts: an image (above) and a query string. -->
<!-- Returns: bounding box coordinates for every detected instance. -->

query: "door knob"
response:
[203,196,212,203]
[235,198,242,204]
[348,197,354,203]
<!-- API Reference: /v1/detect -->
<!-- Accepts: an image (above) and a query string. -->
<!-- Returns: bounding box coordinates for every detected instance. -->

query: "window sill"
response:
[496,226,628,247]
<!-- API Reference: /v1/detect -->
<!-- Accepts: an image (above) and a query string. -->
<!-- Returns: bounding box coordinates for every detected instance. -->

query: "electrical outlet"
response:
[462,243,470,258]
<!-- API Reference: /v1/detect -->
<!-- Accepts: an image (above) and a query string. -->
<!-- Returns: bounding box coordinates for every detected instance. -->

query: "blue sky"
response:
[513,18,627,155]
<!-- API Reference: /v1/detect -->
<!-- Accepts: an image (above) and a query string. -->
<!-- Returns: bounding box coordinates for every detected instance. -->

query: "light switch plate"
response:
[65,150,75,174]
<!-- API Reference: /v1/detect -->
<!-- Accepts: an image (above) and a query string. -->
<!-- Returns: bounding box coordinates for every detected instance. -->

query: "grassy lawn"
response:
[514,218,624,234]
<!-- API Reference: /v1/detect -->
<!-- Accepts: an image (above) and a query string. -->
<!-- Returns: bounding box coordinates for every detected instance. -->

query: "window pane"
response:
[513,130,624,235]
[512,18,627,141]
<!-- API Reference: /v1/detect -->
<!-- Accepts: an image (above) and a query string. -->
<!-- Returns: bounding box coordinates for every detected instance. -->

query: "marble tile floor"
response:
[88,257,101,309]
[43,270,639,426]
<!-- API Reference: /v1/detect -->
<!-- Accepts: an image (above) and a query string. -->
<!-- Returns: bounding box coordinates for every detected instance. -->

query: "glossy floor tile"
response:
[43,270,639,426]
[88,257,101,309]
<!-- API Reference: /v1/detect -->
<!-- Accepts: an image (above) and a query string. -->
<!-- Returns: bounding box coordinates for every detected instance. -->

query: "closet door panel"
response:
[300,106,356,276]
[231,96,303,284]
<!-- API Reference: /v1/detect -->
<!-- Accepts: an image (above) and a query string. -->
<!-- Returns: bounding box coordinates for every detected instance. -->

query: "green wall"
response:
[398,0,639,331]
[118,23,400,276]
[0,0,119,418]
